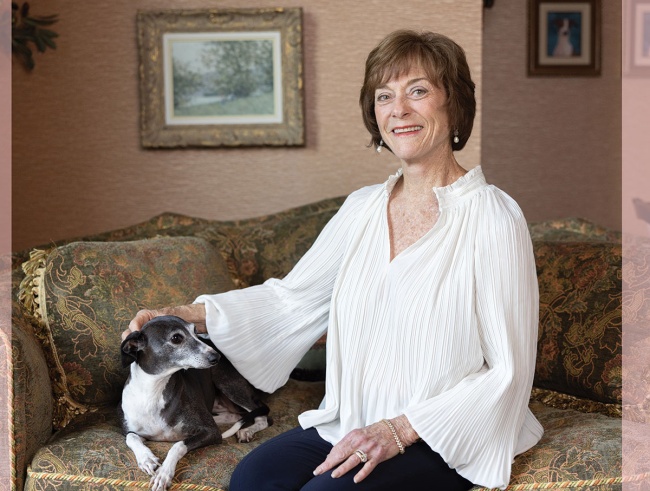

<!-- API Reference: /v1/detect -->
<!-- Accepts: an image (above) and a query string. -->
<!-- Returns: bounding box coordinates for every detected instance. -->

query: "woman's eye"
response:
[171,334,184,344]
[376,93,390,102]
[411,88,427,97]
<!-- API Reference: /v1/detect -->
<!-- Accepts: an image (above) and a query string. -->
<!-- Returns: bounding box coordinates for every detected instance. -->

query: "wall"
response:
[12,0,624,250]
[482,0,621,230]
[622,0,650,237]
[12,0,482,251]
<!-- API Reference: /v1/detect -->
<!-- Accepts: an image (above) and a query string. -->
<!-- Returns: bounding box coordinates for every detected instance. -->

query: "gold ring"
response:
[354,449,368,463]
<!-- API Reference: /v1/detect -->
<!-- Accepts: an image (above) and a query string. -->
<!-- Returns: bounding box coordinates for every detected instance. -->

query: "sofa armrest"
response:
[12,312,53,491]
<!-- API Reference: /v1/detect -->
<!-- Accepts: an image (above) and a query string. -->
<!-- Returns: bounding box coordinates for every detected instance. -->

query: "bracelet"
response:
[381,419,405,454]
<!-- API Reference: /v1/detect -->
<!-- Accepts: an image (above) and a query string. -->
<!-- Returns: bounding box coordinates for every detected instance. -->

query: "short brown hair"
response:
[359,30,476,152]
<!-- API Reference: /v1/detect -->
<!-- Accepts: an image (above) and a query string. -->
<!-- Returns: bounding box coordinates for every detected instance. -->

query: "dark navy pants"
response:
[229,427,474,491]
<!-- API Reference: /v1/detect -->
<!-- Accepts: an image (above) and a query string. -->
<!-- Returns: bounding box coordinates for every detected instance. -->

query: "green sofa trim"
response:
[26,468,225,490]
[27,468,650,490]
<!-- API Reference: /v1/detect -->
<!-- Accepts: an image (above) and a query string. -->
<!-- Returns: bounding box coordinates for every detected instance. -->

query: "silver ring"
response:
[354,449,368,463]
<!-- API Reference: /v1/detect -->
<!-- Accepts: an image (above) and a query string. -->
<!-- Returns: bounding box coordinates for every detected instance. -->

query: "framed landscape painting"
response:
[528,0,601,76]
[137,8,304,148]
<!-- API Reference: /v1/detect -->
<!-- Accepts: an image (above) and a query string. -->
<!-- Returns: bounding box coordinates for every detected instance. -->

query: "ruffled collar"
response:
[384,165,486,210]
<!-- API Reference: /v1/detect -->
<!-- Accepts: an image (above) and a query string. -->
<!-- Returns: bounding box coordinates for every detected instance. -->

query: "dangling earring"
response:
[453,129,460,144]
[376,139,383,153]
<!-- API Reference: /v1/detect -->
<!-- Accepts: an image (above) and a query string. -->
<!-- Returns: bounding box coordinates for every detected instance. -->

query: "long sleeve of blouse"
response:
[195,166,543,489]
[195,186,371,393]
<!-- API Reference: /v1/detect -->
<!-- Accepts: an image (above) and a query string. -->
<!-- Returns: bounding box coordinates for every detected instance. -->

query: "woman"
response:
[125,30,543,490]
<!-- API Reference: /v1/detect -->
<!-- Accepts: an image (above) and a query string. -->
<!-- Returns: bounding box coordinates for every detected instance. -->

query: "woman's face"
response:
[374,67,451,165]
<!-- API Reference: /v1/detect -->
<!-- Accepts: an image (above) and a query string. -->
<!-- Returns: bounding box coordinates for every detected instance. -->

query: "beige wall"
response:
[12,0,482,251]
[482,0,621,230]
[12,1,623,251]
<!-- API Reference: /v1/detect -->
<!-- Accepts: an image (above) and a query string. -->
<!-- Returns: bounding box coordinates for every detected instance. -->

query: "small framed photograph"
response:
[137,8,304,148]
[625,0,650,76]
[528,0,601,76]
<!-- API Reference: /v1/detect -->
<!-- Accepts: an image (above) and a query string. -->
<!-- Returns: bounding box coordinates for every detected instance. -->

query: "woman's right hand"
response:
[121,303,207,340]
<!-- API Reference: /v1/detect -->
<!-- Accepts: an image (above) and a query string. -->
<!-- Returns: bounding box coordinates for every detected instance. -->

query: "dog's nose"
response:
[208,351,221,365]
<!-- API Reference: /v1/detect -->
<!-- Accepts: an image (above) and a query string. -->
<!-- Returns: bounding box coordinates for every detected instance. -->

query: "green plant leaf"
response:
[42,35,57,50]
[24,16,58,27]
[39,28,59,39]
[11,41,34,69]
[34,35,46,52]
[11,2,58,69]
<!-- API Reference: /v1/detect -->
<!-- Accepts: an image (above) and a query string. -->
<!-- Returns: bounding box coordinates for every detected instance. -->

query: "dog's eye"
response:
[170,334,184,345]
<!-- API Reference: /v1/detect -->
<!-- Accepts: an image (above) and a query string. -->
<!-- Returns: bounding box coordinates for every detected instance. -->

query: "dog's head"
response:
[121,315,220,375]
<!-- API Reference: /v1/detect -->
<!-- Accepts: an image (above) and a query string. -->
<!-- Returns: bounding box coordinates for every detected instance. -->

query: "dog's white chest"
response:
[122,371,184,441]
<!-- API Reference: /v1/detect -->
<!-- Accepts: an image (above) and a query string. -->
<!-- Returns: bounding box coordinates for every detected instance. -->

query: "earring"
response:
[376,139,383,153]
[453,129,460,144]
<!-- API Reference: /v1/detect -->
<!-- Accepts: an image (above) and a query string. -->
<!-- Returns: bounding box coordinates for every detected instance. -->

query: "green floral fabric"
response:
[30,237,235,428]
[528,217,622,243]
[533,241,622,405]
[195,206,343,288]
[473,401,624,490]
[11,268,53,491]
[11,198,346,289]
[25,379,325,491]
[23,385,625,491]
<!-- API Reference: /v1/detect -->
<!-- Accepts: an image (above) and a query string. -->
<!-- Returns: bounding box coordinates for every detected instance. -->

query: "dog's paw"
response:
[237,428,256,443]
[137,455,160,476]
[150,468,173,491]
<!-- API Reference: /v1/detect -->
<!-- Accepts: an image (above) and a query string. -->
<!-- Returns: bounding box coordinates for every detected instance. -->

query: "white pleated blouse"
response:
[195,166,543,488]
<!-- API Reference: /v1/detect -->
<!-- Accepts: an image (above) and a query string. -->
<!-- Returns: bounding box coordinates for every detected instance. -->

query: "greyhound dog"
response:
[120,315,270,491]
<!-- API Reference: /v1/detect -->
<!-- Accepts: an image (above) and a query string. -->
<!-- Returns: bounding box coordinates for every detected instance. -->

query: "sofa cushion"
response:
[534,241,622,405]
[24,379,325,491]
[24,384,630,491]
[19,237,235,429]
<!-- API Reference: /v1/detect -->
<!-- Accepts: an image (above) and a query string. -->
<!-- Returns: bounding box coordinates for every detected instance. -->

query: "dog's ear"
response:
[121,331,147,368]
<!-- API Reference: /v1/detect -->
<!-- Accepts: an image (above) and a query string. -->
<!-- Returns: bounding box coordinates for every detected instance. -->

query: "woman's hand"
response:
[121,303,207,340]
[313,415,419,484]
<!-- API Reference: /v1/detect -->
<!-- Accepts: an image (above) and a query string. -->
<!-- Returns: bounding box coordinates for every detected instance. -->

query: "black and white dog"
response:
[120,315,270,491]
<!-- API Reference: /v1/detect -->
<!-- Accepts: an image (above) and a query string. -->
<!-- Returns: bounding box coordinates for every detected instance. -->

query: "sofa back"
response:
[17,199,622,430]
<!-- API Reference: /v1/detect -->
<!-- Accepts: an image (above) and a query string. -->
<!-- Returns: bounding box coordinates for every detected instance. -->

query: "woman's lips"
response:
[392,125,423,135]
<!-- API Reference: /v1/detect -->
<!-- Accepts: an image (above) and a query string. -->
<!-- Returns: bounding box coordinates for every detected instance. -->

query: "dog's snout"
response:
[208,350,221,366]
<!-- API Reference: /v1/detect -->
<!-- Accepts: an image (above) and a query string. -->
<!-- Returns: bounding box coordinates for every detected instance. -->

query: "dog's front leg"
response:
[125,433,160,477]
[237,416,270,443]
[150,429,222,491]
[150,441,188,491]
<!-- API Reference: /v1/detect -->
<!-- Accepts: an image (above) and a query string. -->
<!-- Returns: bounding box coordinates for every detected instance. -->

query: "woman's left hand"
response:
[313,416,416,484]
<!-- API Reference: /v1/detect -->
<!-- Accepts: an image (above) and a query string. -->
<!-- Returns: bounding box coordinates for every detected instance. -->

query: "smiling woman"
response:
[127,29,542,491]
[373,73,451,166]
[359,30,476,154]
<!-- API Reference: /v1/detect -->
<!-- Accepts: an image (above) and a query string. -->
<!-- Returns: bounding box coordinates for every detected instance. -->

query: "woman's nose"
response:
[391,95,410,118]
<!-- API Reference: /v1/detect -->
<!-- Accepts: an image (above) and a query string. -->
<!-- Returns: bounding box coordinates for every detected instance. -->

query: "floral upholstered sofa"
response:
[9,196,650,490]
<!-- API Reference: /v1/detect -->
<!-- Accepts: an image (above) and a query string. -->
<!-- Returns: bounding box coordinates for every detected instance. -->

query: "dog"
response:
[120,315,270,491]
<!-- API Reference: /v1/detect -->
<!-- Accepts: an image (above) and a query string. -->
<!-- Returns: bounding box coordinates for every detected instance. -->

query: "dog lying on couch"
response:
[120,315,270,491]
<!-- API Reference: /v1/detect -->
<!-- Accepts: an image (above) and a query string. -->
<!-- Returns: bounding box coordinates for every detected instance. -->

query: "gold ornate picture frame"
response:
[137,8,304,148]
[528,0,601,76]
